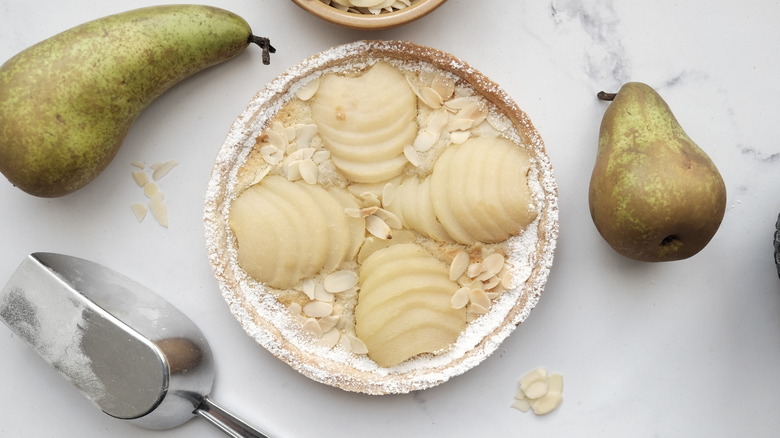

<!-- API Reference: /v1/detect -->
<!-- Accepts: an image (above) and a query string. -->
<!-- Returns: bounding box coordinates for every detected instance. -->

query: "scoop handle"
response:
[195,396,271,438]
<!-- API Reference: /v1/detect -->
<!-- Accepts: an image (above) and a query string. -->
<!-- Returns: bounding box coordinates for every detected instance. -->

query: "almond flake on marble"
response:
[151,160,178,181]
[296,78,320,101]
[449,250,470,281]
[149,195,168,228]
[451,286,470,309]
[324,270,358,293]
[366,215,392,240]
[132,171,150,187]
[531,392,563,415]
[511,397,532,413]
[303,301,333,318]
[130,203,148,222]
[131,161,146,169]
[523,379,548,400]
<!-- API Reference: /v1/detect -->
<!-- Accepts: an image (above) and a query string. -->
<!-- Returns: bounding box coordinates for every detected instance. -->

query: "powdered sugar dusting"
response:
[204,40,558,394]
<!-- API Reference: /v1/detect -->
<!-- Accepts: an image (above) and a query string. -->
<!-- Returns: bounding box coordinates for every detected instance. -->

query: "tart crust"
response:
[204,40,559,394]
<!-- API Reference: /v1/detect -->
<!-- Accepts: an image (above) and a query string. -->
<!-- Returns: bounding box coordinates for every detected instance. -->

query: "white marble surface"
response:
[1,0,780,436]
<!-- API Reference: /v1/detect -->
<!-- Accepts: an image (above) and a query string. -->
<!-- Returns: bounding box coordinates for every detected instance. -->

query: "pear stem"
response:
[597,91,617,101]
[248,35,276,65]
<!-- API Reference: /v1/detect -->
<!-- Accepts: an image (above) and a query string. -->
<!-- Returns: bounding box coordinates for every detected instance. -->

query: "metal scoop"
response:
[0,252,270,437]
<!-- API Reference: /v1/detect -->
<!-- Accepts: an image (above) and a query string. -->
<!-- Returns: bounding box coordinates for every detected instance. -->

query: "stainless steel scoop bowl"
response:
[0,252,270,437]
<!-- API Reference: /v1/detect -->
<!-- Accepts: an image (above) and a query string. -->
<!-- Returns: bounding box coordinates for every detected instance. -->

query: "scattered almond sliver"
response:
[512,367,564,416]
[130,160,177,227]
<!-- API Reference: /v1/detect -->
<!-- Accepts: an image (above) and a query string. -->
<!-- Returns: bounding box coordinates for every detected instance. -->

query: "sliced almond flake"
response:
[296,124,319,148]
[373,208,401,229]
[457,101,488,122]
[324,270,358,293]
[285,160,302,182]
[467,262,485,279]
[312,150,331,164]
[151,160,178,181]
[299,159,319,185]
[131,161,146,169]
[420,87,444,109]
[314,283,334,303]
[450,130,471,144]
[520,367,548,388]
[501,270,514,289]
[482,275,501,290]
[359,191,381,208]
[413,130,438,152]
[444,96,478,111]
[288,147,316,161]
[302,278,317,300]
[296,78,320,101]
[451,286,470,309]
[318,315,340,333]
[130,203,147,222]
[404,144,421,167]
[479,253,506,280]
[288,302,303,316]
[485,291,501,300]
[468,303,489,315]
[260,145,284,166]
[346,334,369,355]
[302,318,323,338]
[381,182,397,207]
[319,328,341,348]
[427,109,450,134]
[366,215,392,240]
[132,171,150,187]
[547,373,564,394]
[523,379,548,400]
[149,196,169,228]
[469,288,492,309]
[344,207,363,219]
[431,74,455,100]
[511,397,532,413]
[449,250,470,281]
[303,301,333,318]
[531,392,563,415]
[405,75,425,102]
[266,127,287,150]
[360,206,380,217]
[250,166,272,186]
[351,0,385,7]
[143,182,159,198]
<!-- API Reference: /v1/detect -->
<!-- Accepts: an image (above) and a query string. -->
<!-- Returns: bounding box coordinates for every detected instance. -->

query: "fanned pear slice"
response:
[430,137,537,244]
[311,61,416,183]
[355,243,466,367]
[230,176,365,288]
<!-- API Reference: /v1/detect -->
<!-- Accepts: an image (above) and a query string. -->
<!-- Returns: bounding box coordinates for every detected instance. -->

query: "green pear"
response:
[589,82,726,262]
[0,5,274,197]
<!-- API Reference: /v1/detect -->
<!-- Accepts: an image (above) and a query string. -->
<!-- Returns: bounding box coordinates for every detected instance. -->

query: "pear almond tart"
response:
[204,40,558,394]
